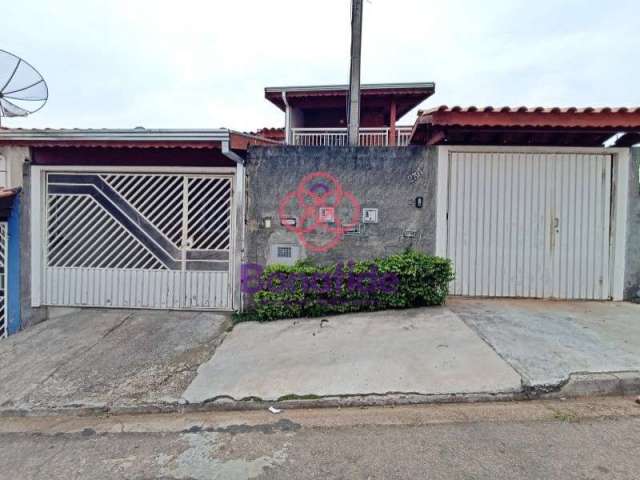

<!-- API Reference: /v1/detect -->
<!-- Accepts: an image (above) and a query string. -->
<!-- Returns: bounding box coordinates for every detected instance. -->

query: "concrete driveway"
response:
[448,298,640,388]
[0,309,229,412]
[183,308,523,403]
[184,299,640,404]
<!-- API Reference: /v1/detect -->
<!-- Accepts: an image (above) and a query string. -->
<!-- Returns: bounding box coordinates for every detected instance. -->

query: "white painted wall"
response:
[0,146,28,188]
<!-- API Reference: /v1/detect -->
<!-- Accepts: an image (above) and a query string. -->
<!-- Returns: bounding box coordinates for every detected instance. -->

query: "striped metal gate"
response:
[0,223,7,338]
[447,152,612,299]
[43,172,234,310]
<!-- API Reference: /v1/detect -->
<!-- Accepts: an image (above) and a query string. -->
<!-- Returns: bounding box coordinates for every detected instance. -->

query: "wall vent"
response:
[269,244,300,265]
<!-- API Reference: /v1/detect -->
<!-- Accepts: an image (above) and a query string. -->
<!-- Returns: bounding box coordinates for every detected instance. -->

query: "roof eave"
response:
[0,128,232,143]
[265,82,435,94]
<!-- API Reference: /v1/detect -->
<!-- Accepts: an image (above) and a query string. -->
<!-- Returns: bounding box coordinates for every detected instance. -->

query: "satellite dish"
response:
[0,49,48,124]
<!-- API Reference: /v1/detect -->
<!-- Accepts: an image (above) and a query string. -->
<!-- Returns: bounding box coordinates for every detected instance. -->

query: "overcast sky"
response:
[3,0,639,131]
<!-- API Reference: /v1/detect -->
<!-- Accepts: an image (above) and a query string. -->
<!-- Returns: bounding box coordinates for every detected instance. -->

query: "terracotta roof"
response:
[412,106,640,146]
[252,127,285,142]
[417,106,640,128]
[422,106,640,114]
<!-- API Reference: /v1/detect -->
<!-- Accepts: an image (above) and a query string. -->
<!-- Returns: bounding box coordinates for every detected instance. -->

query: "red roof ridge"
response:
[420,106,640,115]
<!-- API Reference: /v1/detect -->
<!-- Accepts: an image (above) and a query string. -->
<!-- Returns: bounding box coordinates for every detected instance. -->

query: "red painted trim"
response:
[31,146,236,167]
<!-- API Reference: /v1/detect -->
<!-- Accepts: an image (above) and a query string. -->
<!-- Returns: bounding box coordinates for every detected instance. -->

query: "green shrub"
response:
[243,250,454,321]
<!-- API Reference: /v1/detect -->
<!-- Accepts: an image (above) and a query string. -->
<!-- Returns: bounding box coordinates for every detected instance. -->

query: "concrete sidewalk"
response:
[1,299,639,415]
[183,308,522,403]
[448,298,640,392]
[0,309,229,413]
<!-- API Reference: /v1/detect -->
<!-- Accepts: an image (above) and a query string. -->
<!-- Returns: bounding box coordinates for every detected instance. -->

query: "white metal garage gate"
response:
[41,172,234,310]
[446,151,613,300]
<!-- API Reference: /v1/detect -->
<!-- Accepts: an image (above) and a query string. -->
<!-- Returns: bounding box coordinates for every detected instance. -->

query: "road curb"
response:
[1,372,638,418]
[0,391,526,418]
[539,371,640,399]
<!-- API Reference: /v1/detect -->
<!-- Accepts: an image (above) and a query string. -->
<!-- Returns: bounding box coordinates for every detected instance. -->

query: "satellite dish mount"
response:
[0,49,48,127]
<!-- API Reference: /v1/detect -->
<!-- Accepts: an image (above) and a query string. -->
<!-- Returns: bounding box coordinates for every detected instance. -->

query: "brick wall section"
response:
[625,147,640,301]
[245,146,438,268]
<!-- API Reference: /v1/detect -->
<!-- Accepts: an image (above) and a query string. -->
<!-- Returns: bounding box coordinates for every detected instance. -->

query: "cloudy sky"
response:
[3,0,639,131]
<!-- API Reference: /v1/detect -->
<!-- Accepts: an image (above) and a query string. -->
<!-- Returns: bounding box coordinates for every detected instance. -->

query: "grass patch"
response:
[278,393,322,401]
[239,396,264,402]
[231,311,263,324]
[552,410,578,422]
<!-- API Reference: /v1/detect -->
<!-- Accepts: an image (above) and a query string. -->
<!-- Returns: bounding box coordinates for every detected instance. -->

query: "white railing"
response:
[292,128,349,146]
[395,126,413,146]
[291,126,413,147]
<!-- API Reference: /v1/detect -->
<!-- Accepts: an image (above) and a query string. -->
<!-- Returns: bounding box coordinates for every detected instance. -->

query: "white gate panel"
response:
[43,172,234,310]
[447,152,612,300]
[42,268,229,310]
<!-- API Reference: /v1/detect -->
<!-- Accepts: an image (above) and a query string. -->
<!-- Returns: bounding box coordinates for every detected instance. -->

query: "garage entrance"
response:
[40,171,235,310]
[445,151,614,300]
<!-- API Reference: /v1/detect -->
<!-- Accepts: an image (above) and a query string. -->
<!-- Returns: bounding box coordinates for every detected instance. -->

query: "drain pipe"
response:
[221,137,246,312]
[221,139,244,165]
[282,90,291,144]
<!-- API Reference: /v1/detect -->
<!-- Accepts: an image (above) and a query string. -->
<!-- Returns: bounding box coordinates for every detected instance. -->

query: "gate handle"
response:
[550,216,560,251]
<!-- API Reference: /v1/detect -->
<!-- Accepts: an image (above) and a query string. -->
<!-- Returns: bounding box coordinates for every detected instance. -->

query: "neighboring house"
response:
[0,86,639,333]
[0,147,23,337]
[264,82,434,146]
[0,187,20,337]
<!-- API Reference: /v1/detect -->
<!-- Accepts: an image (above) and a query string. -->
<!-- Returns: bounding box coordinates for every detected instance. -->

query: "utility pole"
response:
[347,0,363,146]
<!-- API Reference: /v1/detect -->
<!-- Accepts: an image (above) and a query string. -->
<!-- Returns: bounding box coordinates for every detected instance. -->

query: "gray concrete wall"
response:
[245,146,438,269]
[625,147,640,302]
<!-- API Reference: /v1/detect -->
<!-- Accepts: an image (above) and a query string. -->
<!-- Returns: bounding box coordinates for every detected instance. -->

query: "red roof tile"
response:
[418,105,640,128]
[412,106,640,146]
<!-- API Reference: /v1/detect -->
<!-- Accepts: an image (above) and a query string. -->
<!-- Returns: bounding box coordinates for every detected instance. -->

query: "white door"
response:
[43,172,234,310]
[447,152,612,299]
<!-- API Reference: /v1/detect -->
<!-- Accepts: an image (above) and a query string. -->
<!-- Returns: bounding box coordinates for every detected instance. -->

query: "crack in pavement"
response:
[10,314,134,407]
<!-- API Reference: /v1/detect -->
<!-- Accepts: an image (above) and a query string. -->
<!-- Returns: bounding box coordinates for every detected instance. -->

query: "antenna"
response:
[0,49,48,127]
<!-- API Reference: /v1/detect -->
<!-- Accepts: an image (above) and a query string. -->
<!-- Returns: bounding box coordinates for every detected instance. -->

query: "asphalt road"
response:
[1,397,639,479]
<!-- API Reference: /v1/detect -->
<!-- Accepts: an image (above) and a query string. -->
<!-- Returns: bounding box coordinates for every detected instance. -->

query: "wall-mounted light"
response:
[415,196,424,209]
[263,217,272,229]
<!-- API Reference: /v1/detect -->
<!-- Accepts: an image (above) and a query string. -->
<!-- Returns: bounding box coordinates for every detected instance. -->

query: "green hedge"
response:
[241,250,454,322]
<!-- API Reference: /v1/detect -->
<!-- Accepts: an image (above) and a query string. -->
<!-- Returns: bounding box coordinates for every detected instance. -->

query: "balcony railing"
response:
[290,126,413,147]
